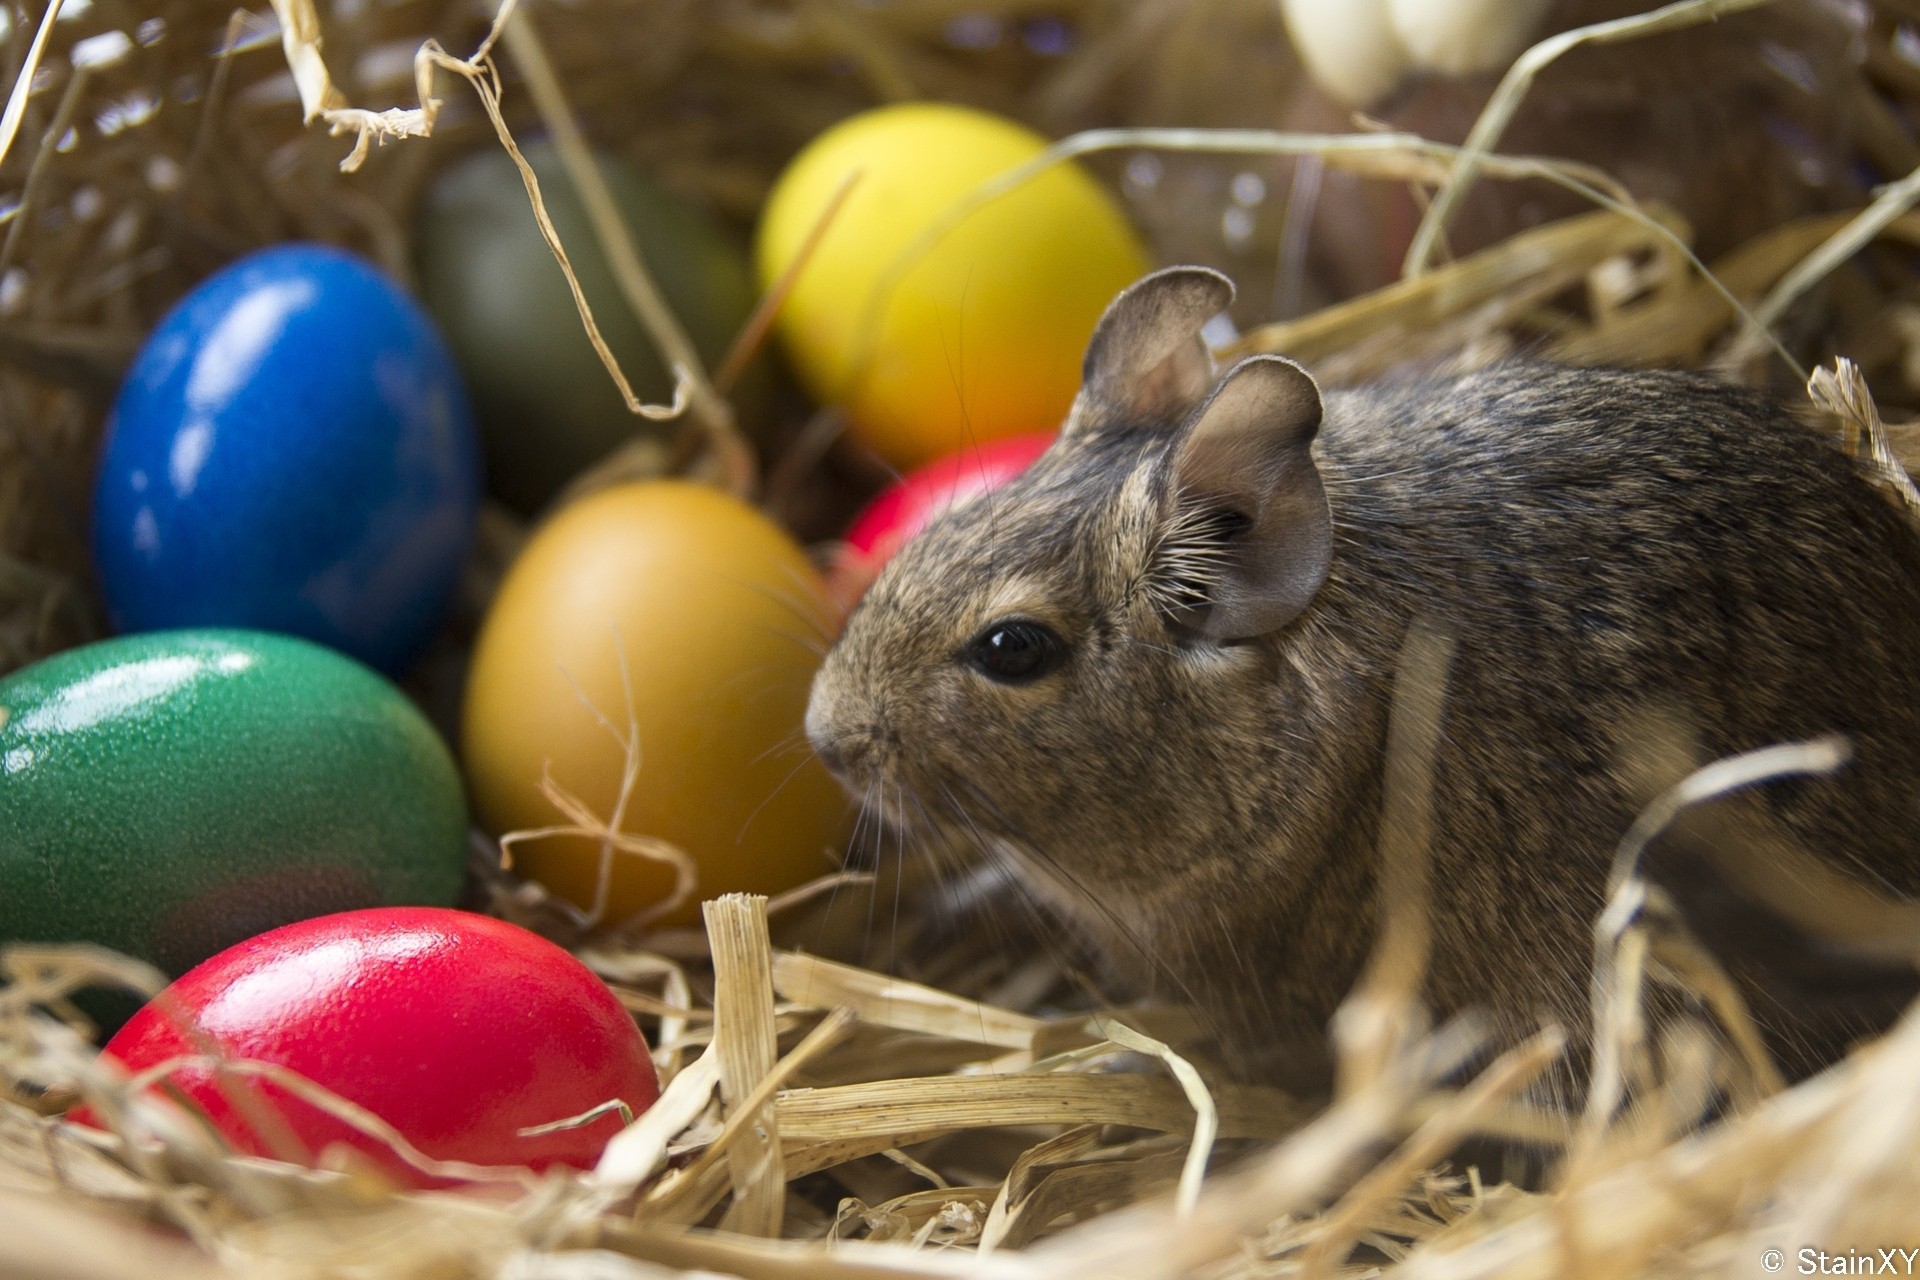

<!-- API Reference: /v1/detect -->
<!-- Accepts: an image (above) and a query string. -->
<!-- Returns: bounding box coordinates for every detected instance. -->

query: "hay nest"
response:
[6,0,1920,1276]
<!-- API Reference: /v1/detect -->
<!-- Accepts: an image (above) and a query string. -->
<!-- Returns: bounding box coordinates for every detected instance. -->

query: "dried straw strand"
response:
[500,8,755,499]
[0,0,67,172]
[704,895,786,1237]
[1402,0,1780,279]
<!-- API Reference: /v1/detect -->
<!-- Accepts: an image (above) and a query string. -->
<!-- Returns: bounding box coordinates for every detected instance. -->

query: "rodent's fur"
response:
[807,267,1920,1090]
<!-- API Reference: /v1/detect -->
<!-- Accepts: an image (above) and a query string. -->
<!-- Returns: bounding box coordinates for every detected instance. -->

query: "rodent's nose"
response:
[812,730,852,776]
[811,725,880,778]
[805,670,894,781]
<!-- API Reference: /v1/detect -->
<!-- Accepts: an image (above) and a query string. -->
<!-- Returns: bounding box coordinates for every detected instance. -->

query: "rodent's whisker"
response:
[905,789,1011,925]
[811,778,874,948]
[734,616,830,662]
[888,778,910,971]
[1119,636,1182,660]
[856,778,883,954]
[940,779,1212,1026]
[927,784,1077,969]
[748,725,812,770]
[734,741,833,847]
[734,576,838,647]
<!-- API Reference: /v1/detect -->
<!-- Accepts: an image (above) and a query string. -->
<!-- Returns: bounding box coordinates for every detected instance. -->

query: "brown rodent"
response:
[805,266,1920,1091]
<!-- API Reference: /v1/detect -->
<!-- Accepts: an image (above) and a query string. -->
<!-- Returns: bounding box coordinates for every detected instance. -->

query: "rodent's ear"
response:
[1166,355,1331,641]
[1075,266,1234,428]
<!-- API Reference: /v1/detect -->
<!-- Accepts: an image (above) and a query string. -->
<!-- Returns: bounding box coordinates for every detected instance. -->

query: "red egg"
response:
[832,432,1055,605]
[92,907,658,1186]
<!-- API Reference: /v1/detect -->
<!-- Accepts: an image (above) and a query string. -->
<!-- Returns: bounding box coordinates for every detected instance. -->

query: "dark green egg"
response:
[415,142,760,513]
[0,630,467,981]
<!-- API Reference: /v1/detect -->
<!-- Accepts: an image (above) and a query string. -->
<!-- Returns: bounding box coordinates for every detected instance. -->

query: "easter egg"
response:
[831,432,1056,605]
[462,482,848,927]
[92,243,482,676]
[96,908,658,1184]
[417,142,761,513]
[756,102,1150,469]
[0,631,467,982]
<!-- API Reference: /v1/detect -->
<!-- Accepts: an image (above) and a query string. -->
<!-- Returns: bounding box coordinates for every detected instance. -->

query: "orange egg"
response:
[462,482,848,926]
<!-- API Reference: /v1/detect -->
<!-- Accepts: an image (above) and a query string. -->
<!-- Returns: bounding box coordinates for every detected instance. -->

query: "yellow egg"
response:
[756,102,1151,469]
[462,482,848,927]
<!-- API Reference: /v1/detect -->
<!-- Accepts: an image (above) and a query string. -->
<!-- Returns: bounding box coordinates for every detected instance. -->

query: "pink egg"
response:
[832,432,1055,606]
[91,907,658,1186]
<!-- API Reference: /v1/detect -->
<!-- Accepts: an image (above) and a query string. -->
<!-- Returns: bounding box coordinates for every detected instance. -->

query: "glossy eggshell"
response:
[756,102,1149,469]
[850,431,1055,557]
[462,483,849,926]
[829,432,1055,608]
[92,243,482,676]
[416,143,762,513]
[0,631,467,981]
[96,908,658,1184]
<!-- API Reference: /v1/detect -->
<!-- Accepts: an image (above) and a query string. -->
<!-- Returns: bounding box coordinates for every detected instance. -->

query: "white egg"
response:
[1386,0,1555,77]
[1278,0,1412,107]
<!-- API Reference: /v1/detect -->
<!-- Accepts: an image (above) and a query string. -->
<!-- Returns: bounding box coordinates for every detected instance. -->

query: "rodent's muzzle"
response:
[807,718,897,784]
[804,674,896,789]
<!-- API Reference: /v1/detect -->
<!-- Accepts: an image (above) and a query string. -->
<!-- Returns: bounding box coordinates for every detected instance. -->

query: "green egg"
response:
[416,142,761,513]
[0,630,467,981]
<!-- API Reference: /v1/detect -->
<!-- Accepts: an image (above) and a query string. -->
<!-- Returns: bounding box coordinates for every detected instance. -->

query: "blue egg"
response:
[92,244,482,675]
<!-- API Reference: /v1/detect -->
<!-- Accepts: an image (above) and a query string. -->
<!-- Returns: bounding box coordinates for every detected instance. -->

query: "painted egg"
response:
[756,102,1149,470]
[829,432,1056,607]
[92,243,482,676]
[96,908,658,1185]
[0,631,467,982]
[462,482,849,927]
[416,142,762,513]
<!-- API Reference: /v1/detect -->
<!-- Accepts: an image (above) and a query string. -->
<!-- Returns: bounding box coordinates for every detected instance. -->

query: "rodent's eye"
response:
[967,619,1065,684]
